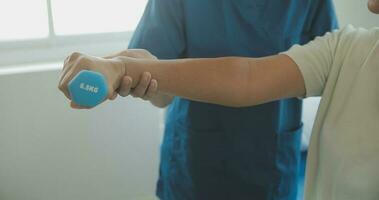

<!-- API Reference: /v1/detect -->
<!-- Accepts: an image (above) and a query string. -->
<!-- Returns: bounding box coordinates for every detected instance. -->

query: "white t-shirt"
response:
[283,25,379,200]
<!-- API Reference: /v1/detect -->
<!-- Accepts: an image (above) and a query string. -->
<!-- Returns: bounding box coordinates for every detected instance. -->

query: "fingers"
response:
[58,60,72,99]
[58,52,86,100]
[61,52,82,78]
[116,73,158,101]
[118,76,133,97]
[109,92,118,100]
[107,84,117,101]
[58,69,74,100]
[143,79,158,100]
[58,63,88,100]
[131,72,152,98]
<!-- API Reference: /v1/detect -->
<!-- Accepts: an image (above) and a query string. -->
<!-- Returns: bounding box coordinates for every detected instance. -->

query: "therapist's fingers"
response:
[109,92,118,100]
[118,76,133,97]
[131,72,152,98]
[143,79,158,100]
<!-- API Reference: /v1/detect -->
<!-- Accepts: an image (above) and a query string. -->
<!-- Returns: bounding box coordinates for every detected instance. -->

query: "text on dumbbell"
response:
[80,83,99,93]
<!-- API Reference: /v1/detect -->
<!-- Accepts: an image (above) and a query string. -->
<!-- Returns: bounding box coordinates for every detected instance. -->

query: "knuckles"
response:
[67,52,90,66]
[58,82,64,91]
[68,52,82,61]
[59,52,88,91]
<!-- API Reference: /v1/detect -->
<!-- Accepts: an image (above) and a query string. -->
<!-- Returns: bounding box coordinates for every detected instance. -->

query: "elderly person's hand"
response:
[58,52,126,108]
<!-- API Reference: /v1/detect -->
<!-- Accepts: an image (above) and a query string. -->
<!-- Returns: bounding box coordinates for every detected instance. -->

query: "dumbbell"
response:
[68,70,108,107]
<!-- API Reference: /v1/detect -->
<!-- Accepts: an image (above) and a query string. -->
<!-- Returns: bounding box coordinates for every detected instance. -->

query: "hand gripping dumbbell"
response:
[68,70,108,107]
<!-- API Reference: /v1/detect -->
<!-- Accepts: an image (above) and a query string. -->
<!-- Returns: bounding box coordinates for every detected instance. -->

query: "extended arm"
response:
[121,55,306,107]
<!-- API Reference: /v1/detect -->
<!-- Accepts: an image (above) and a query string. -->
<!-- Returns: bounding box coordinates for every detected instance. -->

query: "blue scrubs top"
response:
[129,1,338,199]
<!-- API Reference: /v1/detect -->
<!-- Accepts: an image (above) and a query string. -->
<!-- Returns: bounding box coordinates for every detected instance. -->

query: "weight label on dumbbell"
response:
[80,83,99,93]
[68,70,108,107]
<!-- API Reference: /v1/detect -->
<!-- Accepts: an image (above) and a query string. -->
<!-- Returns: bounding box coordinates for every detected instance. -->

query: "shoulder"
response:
[335,25,379,47]
[333,25,379,65]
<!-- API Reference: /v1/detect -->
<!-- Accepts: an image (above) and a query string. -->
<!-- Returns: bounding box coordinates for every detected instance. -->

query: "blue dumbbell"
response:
[68,70,108,107]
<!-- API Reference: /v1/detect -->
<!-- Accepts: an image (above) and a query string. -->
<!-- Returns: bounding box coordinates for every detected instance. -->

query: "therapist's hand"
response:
[105,49,173,108]
[58,52,125,108]
[104,49,158,99]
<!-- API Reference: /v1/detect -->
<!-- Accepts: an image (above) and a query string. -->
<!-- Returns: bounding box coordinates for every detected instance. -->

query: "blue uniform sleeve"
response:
[301,0,339,44]
[128,0,186,59]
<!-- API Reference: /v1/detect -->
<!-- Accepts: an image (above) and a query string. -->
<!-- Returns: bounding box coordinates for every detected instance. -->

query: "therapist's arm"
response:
[120,55,305,107]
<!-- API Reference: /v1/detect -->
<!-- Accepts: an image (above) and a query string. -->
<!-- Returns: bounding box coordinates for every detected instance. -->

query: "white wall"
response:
[0,67,163,200]
[334,0,379,28]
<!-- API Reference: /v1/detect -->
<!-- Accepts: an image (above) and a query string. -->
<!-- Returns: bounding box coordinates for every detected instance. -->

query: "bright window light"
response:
[51,0,148,35]
[0,0,49,41]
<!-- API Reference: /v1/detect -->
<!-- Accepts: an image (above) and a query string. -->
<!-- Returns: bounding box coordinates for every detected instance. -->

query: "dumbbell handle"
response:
[68,70,108,107]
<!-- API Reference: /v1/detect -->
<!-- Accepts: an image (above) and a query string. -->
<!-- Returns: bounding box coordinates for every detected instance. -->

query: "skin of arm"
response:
[119,54,306,107]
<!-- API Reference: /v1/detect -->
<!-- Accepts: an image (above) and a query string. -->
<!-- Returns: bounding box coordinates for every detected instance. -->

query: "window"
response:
[51,0,147,35]
[0,0,49,41]
[0,0,148,67]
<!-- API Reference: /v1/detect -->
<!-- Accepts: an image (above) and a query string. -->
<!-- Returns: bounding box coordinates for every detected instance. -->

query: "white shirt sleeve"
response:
[282,28,345,97]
